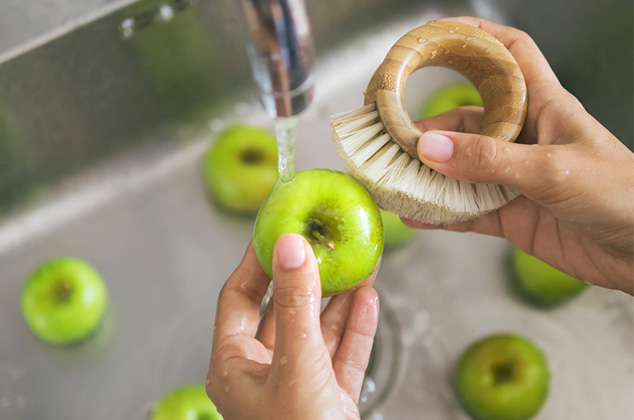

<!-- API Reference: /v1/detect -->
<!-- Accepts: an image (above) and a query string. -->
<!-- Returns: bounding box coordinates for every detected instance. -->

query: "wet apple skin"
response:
[253,169,384,297]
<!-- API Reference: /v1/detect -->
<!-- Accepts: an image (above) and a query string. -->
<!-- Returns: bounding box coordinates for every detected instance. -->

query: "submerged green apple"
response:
[421,82,483,119]
[511,247,588,307]
[151,385,222,420]
[21,257,108,345]
[453,334,549,420]
[380,209,417,250]
[253,169,383,297]
[204,125,278,214]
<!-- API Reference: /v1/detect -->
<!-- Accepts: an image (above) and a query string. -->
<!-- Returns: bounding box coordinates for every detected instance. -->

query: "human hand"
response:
[407,17,634,294]
[206,234,380,420]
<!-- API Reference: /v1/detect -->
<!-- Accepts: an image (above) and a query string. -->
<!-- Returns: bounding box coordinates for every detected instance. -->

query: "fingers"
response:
[417,129,558,194]
[255,298,276,351]
[213,242,271,345]
[332,286,379,401]
[321,264,380,358]
[414,106,484,134]
[270,233,324,366]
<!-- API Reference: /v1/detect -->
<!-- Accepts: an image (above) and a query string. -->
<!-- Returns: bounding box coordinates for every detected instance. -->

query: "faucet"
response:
[236,0,315,118]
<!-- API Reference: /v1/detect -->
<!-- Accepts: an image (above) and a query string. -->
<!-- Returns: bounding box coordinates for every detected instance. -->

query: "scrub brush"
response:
[331,21,527,225]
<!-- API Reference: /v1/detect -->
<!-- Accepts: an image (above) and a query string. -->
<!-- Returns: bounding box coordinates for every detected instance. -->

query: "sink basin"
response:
[0,1,632,419]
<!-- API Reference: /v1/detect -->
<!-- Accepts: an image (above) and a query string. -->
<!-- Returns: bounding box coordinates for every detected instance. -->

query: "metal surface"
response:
[0,0,632,419]
[0,0,137,64]
[237,0,315,117]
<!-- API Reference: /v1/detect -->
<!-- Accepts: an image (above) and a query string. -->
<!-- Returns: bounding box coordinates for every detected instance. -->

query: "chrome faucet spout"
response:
[237,0,315,117]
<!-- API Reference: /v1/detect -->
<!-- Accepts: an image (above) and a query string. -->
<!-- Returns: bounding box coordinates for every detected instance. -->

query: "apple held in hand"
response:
[380,209,416,250]
[453,334,549,420]
[21,257,108,345]
[151,385,223,420]
[204,125,278,214]
[253,169,383,297]
[511,247,588,307]
[421,82,483,118]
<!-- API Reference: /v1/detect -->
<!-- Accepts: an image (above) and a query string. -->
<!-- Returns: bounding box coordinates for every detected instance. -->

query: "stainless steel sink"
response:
[0,1,632,419]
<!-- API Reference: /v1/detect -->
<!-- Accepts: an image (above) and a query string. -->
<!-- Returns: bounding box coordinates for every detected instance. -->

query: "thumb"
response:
[271,233,323,362]
[417,130,547,192]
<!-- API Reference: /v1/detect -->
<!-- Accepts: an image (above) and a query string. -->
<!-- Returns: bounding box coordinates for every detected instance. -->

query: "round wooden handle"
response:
[365,21,527,159]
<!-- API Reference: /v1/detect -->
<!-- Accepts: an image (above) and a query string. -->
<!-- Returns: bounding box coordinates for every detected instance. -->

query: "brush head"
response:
[331,104,520,225]
[330,21,526,225]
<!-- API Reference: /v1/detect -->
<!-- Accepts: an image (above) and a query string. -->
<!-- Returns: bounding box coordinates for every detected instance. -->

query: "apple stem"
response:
[311,229,326,243]
[310,229,336,250]
[54,280,73,303]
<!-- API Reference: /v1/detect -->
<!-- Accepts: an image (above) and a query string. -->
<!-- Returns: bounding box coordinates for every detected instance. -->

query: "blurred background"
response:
[0,0,632,419]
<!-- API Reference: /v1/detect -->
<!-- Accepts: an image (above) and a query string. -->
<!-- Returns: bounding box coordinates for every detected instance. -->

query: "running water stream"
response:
[275,116,298,183]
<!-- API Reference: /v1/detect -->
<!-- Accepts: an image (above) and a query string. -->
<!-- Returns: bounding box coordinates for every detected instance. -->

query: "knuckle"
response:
[527,148,569,197]
[509,28,535,47]
[274,285,315,310]
[337,353,369,373]
[515,29,532,42]
[540,148,567,179]
[470,135,499,173]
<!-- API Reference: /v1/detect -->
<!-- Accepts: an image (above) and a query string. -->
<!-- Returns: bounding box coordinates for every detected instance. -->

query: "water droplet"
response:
[280,355,288,365]
[417,37,427,43]
[448,29,455,33]
[359,376,377,403]
[465,36,475,41]
[157,4,175,21]
[430,50,437,58]
[462,44,467,48]
[558,169,570,176]
[119,18,135,39]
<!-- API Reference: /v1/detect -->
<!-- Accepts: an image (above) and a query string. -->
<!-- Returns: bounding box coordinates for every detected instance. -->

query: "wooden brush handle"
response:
[365,21,527,159]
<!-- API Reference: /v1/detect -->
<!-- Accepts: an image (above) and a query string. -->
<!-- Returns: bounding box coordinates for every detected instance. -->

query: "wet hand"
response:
[409,17,634,294]
[207,234,380,420]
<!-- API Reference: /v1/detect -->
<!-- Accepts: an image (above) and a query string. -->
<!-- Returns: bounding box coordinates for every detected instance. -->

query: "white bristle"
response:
[340,123,385,154]
[350,133,392,167]
[330,103,520,224]
[360,143,401,181]
[331,103,377,121]
[332,110,380,134]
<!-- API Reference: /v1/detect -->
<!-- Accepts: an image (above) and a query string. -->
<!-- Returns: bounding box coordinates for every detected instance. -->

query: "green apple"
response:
[453,334,549,420]
[380,209,417,250]
[421,82,483,119]
[21,257,108,345]
[510,247,588,307]
[204,125,278,214]
[253,169,383,297]
[151,385,222,420]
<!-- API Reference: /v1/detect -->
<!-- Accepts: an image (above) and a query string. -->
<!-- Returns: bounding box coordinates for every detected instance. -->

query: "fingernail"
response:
[276,234,306,269]
[420,132,454,163]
